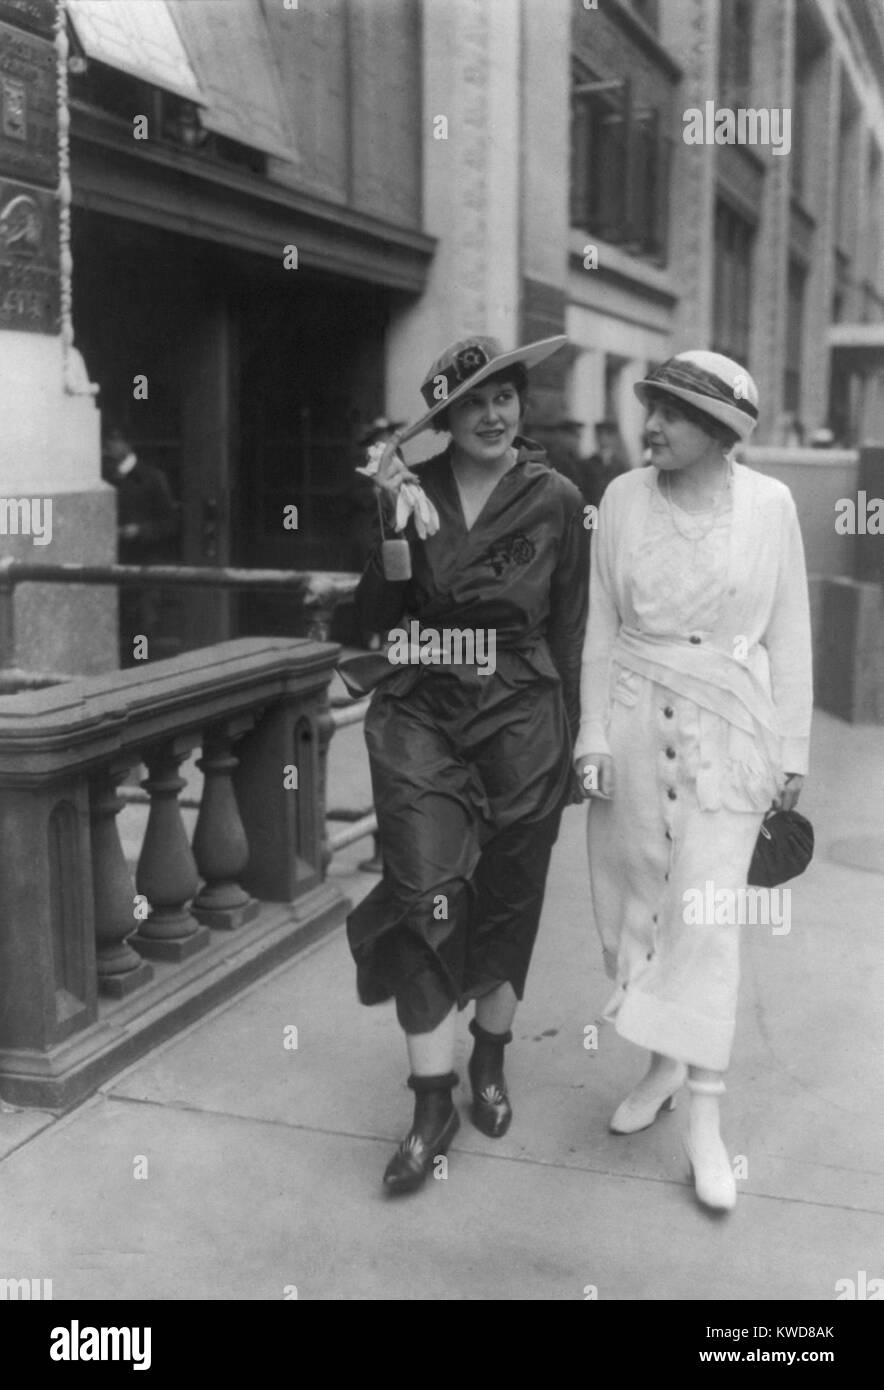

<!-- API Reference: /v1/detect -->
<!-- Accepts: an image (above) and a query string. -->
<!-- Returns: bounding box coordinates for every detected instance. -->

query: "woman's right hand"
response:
[374,434,420,498]
[574,753,614,800]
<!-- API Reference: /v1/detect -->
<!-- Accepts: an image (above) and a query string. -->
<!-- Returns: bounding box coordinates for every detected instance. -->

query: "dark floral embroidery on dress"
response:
[480,532,536,576]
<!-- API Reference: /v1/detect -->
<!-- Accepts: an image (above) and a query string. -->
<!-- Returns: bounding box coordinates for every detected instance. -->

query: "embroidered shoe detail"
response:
[479,1085,507,1104]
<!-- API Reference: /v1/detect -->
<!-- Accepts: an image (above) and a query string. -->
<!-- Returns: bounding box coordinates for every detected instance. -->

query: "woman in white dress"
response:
[574,351,813,1211]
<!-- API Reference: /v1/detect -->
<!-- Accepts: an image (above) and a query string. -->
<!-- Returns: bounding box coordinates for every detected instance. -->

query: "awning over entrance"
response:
[68,0,297,163]
[67,0,203,104]
[166,0,296,162]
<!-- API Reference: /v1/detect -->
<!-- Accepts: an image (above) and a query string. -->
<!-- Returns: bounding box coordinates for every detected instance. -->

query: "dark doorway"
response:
[236,275,388,636]
[72,207,392,654]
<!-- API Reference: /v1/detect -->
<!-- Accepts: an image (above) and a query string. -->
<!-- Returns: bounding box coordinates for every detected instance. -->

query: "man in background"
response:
[102,422,179,664]
[571,418,631,511]
[539,417,584,486]
[101,423,179,564]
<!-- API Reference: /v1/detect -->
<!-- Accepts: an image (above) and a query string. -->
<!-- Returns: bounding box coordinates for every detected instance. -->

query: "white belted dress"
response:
[574,463,813,1070]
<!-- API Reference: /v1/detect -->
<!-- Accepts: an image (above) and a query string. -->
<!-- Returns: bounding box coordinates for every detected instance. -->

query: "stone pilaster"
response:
[658,0,719,350]
[749,0,795,439]
[800,36,840,432]
[519,0,570,425]
[0,0,115,676]
[385,0,522,456]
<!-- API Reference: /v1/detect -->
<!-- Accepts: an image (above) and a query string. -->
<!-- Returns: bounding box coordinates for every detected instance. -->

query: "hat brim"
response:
[398,335,569,444]
[633,380,756,442]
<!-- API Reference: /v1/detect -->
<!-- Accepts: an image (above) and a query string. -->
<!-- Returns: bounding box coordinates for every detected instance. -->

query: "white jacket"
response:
[575,463,813,778]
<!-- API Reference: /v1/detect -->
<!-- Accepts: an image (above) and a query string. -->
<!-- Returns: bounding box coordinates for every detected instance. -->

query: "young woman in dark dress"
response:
[344,335,588,1195]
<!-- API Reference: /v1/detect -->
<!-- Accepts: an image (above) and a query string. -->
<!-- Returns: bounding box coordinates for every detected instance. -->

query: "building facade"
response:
[1,0,883,676]
[566,0,884,462]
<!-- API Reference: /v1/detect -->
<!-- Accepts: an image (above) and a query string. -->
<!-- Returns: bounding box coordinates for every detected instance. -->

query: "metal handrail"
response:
[0,558,360,663]
[0,556,358,593]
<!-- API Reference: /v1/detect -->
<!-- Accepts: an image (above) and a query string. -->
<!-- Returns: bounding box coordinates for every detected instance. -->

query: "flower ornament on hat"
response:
[633,350,759,442]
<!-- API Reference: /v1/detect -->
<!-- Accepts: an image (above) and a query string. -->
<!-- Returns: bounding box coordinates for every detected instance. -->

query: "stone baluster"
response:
[90,764,154,997]
[192,719,259,930]
[304,598,334,642]
[358,832,384,875]
[130,738,211,961]
[316,704,335,874]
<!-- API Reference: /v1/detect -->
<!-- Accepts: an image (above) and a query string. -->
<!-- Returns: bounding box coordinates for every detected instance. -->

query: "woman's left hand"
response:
[774,772,804,812]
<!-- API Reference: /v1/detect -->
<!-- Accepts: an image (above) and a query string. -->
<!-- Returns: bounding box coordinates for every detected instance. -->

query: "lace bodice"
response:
[629,474,733,637]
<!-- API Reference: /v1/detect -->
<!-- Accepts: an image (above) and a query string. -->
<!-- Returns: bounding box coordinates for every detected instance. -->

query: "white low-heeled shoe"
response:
[609,1062,687,1134]
[684,1078,737,1211]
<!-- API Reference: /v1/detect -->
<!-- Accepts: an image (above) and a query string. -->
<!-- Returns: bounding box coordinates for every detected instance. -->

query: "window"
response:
[712,200,754,363]
[783,259,806,414]
[791,55,810,202]
[835,88,859,256]
[570,60,671,264]
[832,250,847,324]
[69,61,267,175]
[864,143,882,319]
[718,0,753,109]
[792,19,828,207]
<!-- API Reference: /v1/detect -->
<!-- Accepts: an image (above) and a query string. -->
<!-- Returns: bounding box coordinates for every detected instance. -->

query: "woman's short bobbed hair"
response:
[431,363,529,434]
[642,386,742,453]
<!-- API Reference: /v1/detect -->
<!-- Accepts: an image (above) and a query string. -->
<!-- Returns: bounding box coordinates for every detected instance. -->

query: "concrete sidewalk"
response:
[1,705,883,1301]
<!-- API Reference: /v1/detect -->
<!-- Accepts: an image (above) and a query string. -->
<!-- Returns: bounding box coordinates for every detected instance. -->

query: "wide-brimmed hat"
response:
[633,350,759,441]
[398,334,568,444]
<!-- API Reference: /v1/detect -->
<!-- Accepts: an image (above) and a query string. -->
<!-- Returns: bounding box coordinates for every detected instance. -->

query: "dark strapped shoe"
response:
[383,1071,460,1197]
[468,1020,513,1139]
[382,1108,460,1196]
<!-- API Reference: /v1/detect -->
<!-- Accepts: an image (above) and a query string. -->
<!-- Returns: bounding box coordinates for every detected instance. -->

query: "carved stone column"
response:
[130,738,210,961]
[315,704,335,875]
[90,762,154,997]
[192,719,259,930]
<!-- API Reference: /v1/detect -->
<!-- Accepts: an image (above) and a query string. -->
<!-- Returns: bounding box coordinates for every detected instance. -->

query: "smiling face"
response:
[644,395,720,472]
[446,377,522,466]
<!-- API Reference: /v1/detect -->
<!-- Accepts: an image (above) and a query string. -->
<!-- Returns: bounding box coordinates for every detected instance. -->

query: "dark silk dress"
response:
[344,437,589,1034]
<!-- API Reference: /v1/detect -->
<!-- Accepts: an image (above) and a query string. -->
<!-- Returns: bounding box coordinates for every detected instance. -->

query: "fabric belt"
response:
[612,628,780,757]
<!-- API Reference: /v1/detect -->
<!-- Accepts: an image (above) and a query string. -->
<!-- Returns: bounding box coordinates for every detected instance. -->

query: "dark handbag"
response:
[747,809,814,887]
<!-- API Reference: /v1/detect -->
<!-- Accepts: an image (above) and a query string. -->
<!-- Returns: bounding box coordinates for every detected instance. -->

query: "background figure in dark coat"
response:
[539,416,584,487]
[101,423,179,664]
[571,419,632,511]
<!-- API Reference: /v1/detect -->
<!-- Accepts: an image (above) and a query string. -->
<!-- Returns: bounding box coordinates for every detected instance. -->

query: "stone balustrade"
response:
[0,637,346,1109]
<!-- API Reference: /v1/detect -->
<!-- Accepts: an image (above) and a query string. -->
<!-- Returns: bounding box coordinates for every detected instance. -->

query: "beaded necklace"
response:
[662,460,733,543]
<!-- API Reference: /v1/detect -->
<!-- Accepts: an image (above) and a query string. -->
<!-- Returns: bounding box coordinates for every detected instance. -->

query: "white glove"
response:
[356,443,440,539]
